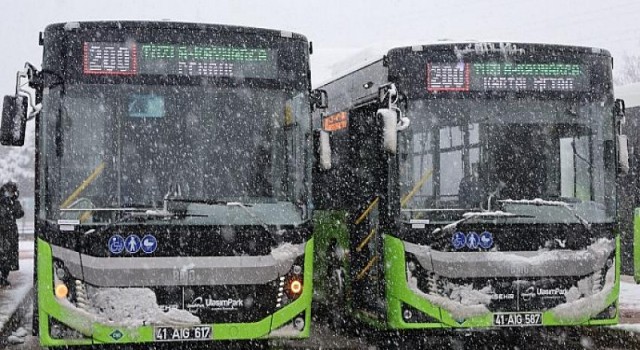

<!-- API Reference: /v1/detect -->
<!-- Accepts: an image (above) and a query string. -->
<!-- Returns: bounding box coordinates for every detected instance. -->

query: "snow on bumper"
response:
[404,238,615,279]
[404,238,616,321]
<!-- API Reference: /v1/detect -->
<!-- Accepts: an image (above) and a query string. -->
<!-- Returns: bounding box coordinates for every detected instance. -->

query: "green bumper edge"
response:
[312,210,350,302]
[37,237,313,347]
[385,234,620,330]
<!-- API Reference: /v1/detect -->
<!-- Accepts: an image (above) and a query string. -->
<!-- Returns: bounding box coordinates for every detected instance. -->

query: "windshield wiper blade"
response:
[82,204,209,238]
[226,201,269,231]
[498,199,591,231]
[83,210,174,237]
[432,211,534,237]
[165,198,236,205]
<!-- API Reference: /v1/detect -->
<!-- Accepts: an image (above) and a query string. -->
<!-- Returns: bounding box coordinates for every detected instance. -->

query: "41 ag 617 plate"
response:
[154,325,212,341]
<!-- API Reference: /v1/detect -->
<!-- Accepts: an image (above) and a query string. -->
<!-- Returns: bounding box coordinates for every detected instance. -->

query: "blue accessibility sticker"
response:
[124,235,141,254]
[141,234,158,254]
[479,231,494,249]
[108,235,125,254]
[467,231,480,249]
[452,231,466,250]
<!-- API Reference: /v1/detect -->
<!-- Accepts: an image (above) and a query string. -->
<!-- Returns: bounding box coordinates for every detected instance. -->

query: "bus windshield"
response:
[43,83,310,223]
[399,97,616,223]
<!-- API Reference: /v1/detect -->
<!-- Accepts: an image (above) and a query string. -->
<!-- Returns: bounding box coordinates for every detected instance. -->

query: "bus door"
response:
[347,104,387,320]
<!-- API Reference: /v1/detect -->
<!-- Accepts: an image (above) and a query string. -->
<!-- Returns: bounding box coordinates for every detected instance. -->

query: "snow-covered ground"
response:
[0,258,33,341]
[617,278,640,335]
[620,280,640,313]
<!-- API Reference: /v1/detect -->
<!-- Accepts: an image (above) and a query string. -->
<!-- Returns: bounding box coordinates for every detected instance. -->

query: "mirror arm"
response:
[310,89,328,111]
[15,63,43,119]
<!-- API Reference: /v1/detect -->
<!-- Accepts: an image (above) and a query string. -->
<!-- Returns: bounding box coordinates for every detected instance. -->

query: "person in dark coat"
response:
[0,182,24,287]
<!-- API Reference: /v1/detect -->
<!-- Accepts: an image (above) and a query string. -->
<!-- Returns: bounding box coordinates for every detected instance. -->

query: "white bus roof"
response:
[616,83,640,108]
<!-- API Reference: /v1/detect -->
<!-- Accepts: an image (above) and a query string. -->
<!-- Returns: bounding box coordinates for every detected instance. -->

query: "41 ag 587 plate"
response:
[493,312,542,327]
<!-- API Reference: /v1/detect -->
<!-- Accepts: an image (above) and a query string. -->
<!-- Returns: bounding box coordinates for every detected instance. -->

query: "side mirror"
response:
[318,130,332,170]
[618,134,630,174]
[310,89,328,111]
[615,98,626,118]
[378,108,398,153]
[615,98,629,174]
[1,95,28,146]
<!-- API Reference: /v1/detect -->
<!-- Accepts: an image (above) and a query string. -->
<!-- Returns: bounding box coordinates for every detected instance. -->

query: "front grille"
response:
[153,282,280,323]
[407,253,611,313]
[81,282,280,325]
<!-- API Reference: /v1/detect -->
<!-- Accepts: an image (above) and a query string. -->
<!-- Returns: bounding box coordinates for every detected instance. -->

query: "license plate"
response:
[154,325,212,341]
[493,312,542,326]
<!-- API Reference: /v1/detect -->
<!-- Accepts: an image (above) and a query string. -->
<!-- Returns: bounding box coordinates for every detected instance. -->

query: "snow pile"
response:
[85,287,200,327]
[7,327,28,344]
[0,260,33,332]
[407,269,491,320]
[271,242,304,261]
[446,283,493,306]
[550,260,616,321]
[406,239,615,322]
[498,238,614,267]
[500,198,570,207]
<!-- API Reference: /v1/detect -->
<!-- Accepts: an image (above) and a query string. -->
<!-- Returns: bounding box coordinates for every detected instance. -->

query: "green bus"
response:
[1,21,324,347]
[312,42,629,331]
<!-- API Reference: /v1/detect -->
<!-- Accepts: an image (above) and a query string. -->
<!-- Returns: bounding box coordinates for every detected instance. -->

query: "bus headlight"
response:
[55,283,69,299]
[276,255,305,308]
[288,279,303,296]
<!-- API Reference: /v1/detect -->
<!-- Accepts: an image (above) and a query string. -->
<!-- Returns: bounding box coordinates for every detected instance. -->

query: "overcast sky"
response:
[1,0,639,91]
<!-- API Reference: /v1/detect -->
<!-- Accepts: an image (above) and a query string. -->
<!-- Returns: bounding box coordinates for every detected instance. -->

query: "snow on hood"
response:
[500,238,614,266]
[550,259,616,321]
[406,239,615,322]
[407,269,490,321]
[270,242,304,261]
[499,198,570,208]
[86,287,200,327]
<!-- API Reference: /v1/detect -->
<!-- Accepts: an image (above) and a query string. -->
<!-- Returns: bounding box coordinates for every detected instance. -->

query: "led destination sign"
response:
[83,42,277,78]
[427,62,589,92]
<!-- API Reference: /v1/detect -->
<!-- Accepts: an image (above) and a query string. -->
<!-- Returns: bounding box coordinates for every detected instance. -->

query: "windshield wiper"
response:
[432,211,535,238]
[226,201,269,231]
[165,197,237,206]
[498,199,591,231]
[165,197,269,230]
[82,209,177,238]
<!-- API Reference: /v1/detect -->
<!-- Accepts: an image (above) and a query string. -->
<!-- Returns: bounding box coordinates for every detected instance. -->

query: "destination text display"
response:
[83,42,277,78]
[427,62,589,92]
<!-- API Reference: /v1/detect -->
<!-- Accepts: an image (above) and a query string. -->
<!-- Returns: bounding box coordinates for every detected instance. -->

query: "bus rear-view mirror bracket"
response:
[378,83,410,154]
[310,89,328,111]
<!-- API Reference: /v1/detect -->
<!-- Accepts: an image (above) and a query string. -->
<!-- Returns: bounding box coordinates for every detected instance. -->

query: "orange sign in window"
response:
[322,111,348,132]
